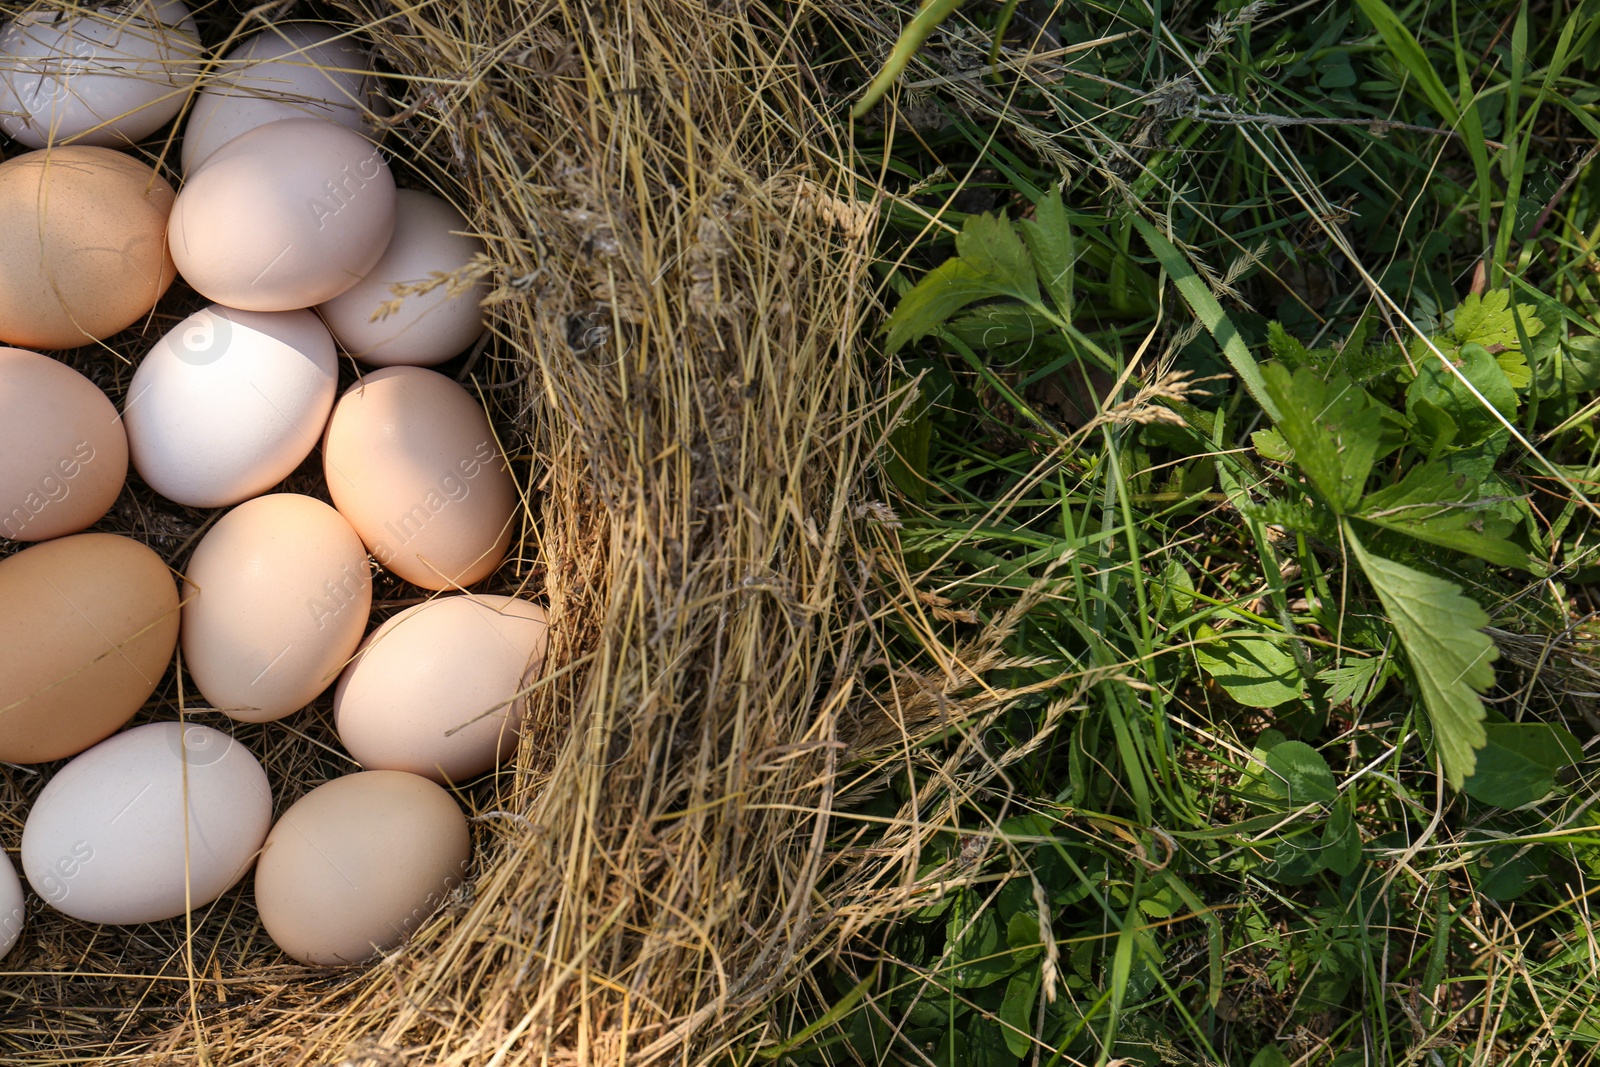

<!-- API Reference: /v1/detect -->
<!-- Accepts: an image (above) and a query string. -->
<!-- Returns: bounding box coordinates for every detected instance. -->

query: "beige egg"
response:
[317,189,489,366]
[0,146,177,350]
[0,347,128,541]
[180,494,371,723]
[0,533,179,764]
[254,770,470,966]
[180,22,378,173]
[168,118,396,312]
[335,594,549,782]
[322,367,518,590]
[21,722,272,925]
[0,1,202,149]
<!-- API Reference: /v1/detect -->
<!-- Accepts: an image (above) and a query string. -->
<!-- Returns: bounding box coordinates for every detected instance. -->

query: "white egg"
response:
[318,189,490,367]
[21,722,273,926]
[0,1,202,148]
[181,22,380,173]
[123,305,338,508]
[0,849,23,959]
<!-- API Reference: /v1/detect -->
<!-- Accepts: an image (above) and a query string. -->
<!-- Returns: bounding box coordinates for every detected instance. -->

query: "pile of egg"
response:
[0,5,544,967]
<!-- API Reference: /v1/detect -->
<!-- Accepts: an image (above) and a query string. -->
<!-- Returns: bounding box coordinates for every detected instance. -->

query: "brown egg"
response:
[0,347,128,541]
[322,367,518,590]
[0,533,179,763]
[0,146,177,350]
[254,770,470,965]
[180,494,371,723]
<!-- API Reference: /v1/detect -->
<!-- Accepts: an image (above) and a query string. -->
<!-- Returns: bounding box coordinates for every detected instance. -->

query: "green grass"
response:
[750,1,1600,1065]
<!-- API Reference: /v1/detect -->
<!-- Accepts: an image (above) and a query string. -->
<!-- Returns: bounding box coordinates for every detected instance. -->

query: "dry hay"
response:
[0,0,905,1062]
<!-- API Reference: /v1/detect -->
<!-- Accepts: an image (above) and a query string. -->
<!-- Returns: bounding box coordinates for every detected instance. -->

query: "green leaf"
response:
[883,258,998,356]
[1264,837,1324,885]
[1461,722,1582,808]
[949,909,1014,988]
[1263,740,1338,805]
[885,376,932,502]
[956,212,1039,303]
[1406,342,1517,448]
[1355,461,1530,570]
[1474,842,1545,901]
[1450,291,1544,390]
[1261,365,1382,512]
[1267,321,1312,368]
[1131,215,1280,422]
[1345,529,1495,787]
[1320,798,1363,876]
[998,970,1039,1057]
[1194,631,1303,708]
[1318,656,1388,707]
[1018,186,1073,319]
[1251,427,1292,463]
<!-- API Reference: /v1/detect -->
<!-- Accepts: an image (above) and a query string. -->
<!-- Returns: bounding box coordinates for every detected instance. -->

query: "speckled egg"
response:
[0,146,177,350]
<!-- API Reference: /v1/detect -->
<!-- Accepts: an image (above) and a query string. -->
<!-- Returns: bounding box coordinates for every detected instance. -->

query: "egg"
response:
[317,189,489,366]
[123,306,337,508]
[180,22,378,174]
[0,850,23,959]
[181,494,371,723]
[0,1,202,148]
[0,347,128,541]
[335,595,549,782]
[323,367,518,590]
[254,770,470,966]
[0,146,177,350]
[0,533,178,763]
[168,118,396,312]
[21,722,272,925]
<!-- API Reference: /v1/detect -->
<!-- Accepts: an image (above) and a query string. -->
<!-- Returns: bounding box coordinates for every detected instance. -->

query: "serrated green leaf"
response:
[1262,365,1382,512]
[1018,185,1073,319]
[956,211,1039,303]
[1318,656,1388,707]
[1345,529,1495,787]
[1195,631,1303,708]
[1267,321,1312,368]
[883,257,998,356]
[1461,722,1582,808]
[1263,740,1338,805]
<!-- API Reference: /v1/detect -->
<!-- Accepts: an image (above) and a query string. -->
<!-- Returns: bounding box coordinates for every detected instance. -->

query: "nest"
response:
[0,0,897,1061]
